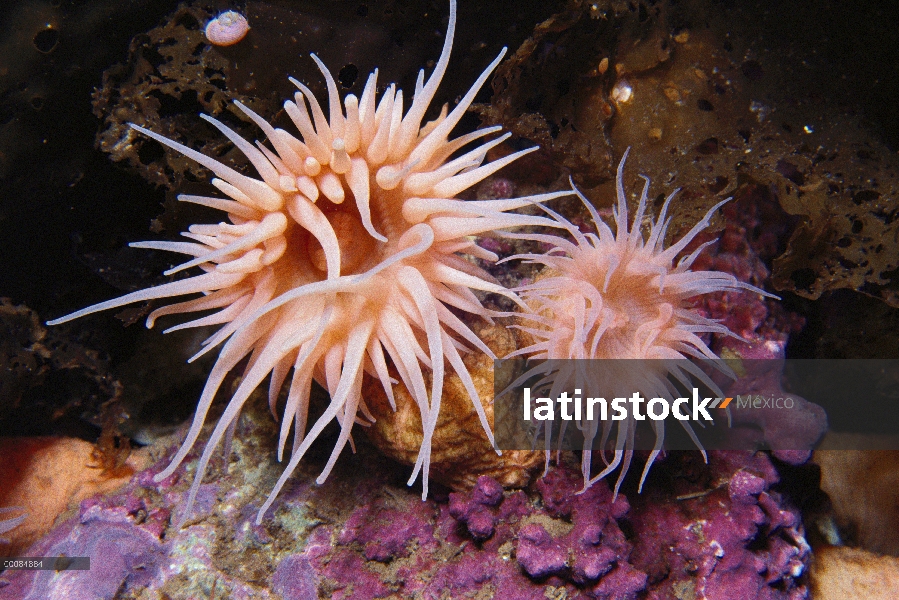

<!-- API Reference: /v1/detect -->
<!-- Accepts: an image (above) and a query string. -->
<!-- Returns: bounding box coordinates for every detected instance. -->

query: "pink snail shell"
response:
[205,11,249,47]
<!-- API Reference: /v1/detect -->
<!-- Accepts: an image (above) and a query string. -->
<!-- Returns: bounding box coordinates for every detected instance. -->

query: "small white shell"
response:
[205,11,250,47]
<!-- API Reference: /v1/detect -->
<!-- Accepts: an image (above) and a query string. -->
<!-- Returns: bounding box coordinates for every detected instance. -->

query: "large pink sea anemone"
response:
[48,0,570,524]
[507,150,776,496]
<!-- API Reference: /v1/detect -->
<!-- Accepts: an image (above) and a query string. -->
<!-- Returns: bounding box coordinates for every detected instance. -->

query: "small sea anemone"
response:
[507,150,775,495]
[49,0,568,523]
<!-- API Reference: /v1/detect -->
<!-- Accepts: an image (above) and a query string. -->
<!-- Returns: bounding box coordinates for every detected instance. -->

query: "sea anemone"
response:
[48,0,568,524]
[506,150,776,496]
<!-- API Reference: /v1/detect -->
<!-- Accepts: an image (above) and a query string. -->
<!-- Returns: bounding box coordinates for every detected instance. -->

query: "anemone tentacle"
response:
[0,508,26,544]
[48,0,574,524]
[510,149,777,497]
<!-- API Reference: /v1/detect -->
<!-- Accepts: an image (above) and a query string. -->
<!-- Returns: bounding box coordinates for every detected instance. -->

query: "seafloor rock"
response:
[813,445,899,555]
[630,451,810,600]
[711,338,827,466]
[686,184,804,348]
[0,298,123,439]
[516,468,646,594]
[0,436,147,557]
[809,545,899,600]
[482,0,899,308]
[0,500,167,600]
[0,400,812,599]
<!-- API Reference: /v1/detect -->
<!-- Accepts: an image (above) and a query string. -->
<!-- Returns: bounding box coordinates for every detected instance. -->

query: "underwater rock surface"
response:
[2,0,898,598]
[479,0,899,308]
[0,399,810,599]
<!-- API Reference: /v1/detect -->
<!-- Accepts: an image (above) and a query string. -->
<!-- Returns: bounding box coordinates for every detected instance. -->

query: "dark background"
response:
[0,0,898,440]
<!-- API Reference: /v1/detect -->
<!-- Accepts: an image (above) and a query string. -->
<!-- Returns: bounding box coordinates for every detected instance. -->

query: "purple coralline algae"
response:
[299,450,810,599]
[516,469,646,595]
[688,186,804,346]
[271,554,318,600]
[448,475,505,540]
[0,437,288,600]
[678,185,826,464]
[630,451,810,600]
[1,189,814,600]
[0,493,166,600]
[714,338,827,465]
[0,421,810,600]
